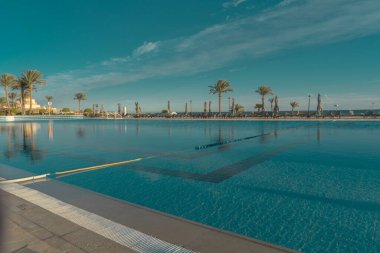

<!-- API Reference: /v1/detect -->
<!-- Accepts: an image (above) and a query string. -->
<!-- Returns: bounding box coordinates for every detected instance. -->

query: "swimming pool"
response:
[0,119,379,252]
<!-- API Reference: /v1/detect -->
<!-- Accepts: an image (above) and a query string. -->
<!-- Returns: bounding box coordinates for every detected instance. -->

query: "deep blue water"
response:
[0,119,379,252]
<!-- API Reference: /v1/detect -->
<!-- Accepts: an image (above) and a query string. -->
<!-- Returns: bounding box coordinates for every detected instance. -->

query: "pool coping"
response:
[0,164,297,253]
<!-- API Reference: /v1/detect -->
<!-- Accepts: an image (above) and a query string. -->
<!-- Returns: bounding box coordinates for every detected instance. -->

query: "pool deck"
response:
[0,165,297,253]
[1,190,135,253]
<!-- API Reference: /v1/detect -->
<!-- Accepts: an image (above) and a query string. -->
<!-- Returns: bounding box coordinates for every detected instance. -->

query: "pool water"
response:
[0,119,379,252]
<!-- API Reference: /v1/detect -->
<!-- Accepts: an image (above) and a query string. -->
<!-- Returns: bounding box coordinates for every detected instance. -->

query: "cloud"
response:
[101,41,159,66]
[276,0,297,7]
[133,41,160,56]
[102,56,130,66]
[45,0,380,105]
[223,0,247,9]
[265,93,380,111]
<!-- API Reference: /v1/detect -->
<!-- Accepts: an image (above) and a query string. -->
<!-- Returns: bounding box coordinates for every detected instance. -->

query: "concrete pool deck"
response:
[1,190,135,253]
[0,165,297,253]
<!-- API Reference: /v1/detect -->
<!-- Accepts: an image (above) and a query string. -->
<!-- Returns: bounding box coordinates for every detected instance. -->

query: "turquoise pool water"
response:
[0,120,379,252]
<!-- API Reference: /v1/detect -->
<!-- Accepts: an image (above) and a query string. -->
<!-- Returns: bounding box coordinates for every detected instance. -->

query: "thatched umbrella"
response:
[317,93,323,115]
[273,96,279,115]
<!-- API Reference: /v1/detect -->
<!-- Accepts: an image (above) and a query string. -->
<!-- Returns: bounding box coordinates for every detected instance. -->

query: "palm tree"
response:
[234,104,244,113]
[45,96,53,115]
[254,103,263,112]
[20,70,46,115]
[0,97,6,109]
[255,86,273,112]
[268,97,275,112]
[74,92,87,112]
[8,92,18,109]
[209,80,233,114]
[12,78,28,115]
[290,101,299,114]
[0,74,16,115]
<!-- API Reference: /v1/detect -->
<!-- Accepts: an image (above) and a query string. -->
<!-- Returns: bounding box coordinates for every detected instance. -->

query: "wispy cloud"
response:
[102,56,131,66]
[370,79,380,84]
[101,41,160,66]
[223,0,247,9]
[266,93,380,111]
[276,0,297,7]
[45,0,380,104]
[133,41,160,56]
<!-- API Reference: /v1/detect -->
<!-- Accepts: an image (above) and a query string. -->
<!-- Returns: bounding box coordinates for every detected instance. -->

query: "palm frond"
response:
[74,92,87,100]
[290,101,299,108]
[255,85,273,96]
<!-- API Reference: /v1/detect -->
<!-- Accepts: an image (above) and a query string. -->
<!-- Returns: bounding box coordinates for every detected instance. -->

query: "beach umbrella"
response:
[317,93,323,115]
[274,96,279,115]
[185,102,188,114]
[208,100,212,113]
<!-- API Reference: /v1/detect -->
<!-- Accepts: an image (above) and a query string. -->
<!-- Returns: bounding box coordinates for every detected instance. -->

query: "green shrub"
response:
[62,108,71,113]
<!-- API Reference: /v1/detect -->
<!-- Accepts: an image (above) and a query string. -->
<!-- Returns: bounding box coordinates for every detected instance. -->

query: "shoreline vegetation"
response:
[1,71,379,119]
[2,114,378,122]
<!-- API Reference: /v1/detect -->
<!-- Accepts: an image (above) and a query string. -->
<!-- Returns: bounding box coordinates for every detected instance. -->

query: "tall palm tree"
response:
[12,78,29,115]
[20,70,46,115]
[74,92,87,112]
[209,80,233,114]
[45,96,53,115]
[8,92,18,109]
[255,86,273,112]
[290,101,299,114]
[268,97,275,112]
[0,74,16,115]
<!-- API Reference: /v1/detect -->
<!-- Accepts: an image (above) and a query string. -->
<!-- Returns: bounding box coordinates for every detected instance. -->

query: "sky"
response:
[1,0,380,112]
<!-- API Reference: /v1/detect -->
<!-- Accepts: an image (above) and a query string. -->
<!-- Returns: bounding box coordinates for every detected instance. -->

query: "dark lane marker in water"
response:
[239,185,380,212]
[126,142,301,183]
[200,142,300,183]
[195,133,271,150]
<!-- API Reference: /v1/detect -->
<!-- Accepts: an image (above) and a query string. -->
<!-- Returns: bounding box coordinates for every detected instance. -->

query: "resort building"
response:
[13,98,57,114]
[16,98,46,112]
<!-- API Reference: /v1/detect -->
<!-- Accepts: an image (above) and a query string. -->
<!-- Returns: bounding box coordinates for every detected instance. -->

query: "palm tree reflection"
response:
[76,127,85,138]
[48,121,53,140]
[259,122,272,143]
[1,123,45,161]
[317,123,321,144]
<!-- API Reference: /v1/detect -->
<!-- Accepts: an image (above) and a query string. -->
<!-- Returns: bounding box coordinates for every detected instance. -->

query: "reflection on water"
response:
[76,127,85,139]
[0,120,379,253]
[1,123,45,161]
[216,127,229,151]
[136,121,140,136]
[259,122,273,144]
[0,120,330,165]
[48,121,53,140]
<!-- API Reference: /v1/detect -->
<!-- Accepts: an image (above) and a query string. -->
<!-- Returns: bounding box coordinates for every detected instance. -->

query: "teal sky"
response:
[1,0,380,112]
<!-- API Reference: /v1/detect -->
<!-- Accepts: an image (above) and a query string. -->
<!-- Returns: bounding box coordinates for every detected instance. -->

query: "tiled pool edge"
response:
[0,180,196,253]
[0,165,297,253]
